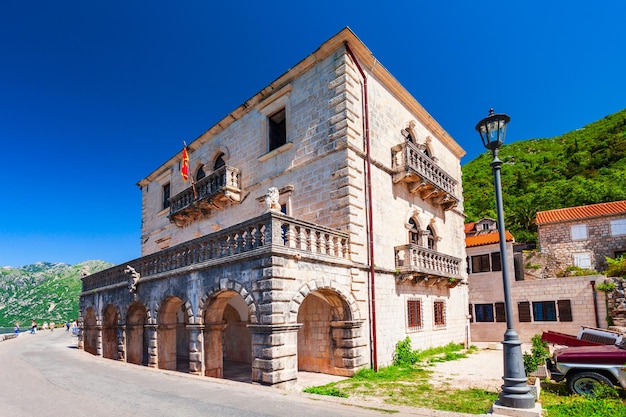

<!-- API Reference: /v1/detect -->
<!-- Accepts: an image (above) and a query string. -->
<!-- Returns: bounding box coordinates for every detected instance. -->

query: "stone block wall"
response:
[538,214,626,273]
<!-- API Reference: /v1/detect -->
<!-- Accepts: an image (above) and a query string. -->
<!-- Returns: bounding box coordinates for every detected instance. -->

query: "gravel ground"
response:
[427,346,505,392]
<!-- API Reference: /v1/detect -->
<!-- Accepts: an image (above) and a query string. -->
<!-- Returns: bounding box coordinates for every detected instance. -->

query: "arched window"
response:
[408,218,419,245]
[213,153,225,170]
[426,226,436,250]
[196,165,206,181]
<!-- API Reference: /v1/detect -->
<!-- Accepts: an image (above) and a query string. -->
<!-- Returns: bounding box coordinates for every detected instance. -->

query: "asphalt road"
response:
[0,330,467,417]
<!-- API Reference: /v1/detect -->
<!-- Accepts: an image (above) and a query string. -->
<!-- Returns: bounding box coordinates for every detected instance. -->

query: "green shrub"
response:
[393,337,419,366]
[523,334,549,375]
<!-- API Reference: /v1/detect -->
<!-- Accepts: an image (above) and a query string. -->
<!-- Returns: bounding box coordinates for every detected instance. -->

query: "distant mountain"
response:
[0,260,112,328]
[463,108,626,243]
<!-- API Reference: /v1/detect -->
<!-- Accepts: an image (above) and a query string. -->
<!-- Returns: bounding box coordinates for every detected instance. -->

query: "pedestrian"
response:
[14,323,19,334]
[65,321,70,332]
[30,320,37,334]
[50,321,55,331]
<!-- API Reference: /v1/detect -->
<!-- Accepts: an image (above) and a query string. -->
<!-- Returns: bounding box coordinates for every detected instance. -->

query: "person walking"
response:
[30,320,37,334]
[14,323,19,334]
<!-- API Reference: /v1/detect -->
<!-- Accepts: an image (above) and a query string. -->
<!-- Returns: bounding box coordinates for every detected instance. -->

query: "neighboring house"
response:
[536,200,626,274]
[466,220,605,342]
[78,28,469,388]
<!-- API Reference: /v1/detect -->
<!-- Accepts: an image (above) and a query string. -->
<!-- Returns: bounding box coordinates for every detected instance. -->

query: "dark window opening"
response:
[213,153,225,170]
[426,226,436,250]
[409,218,419,245]
[407,300,422,330]
[162,183,170,210]
[471,254,490,273]
[196,165,206,181]
[269,109,286,151]
[434,301,446,326]
[474,304,494,322]
[532,301,557,322]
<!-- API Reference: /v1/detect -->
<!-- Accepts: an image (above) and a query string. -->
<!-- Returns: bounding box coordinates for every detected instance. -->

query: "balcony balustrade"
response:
[394,243,463,288]
[391,141,459,211]
[169,165,242,227]
[82,211,350,292]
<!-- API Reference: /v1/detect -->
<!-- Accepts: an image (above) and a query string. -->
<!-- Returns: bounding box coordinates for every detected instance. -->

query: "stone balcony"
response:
[391,141,459,211]
[169,165,242,227]
[394,244,464,288]
[82,211,350,293]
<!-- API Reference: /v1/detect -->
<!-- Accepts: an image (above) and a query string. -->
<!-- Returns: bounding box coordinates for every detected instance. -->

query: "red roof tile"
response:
[464,222,476,234]
[465,230,514,247]
[536,200,626,225]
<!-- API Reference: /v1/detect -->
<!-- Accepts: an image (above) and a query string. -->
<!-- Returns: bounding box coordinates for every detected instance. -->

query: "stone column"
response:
[330,320,367,376]
[204,323,227,378]
[95,325,103,357]
[248,323,302,389]
[145,324,159,368]
[117,325,126,362]
[187,324,205,376]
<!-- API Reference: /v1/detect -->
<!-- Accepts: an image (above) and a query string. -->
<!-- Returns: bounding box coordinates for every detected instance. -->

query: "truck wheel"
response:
[567,371,613,395]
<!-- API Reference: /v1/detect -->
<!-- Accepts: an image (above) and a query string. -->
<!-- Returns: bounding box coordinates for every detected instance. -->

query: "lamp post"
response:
[475,109,535,409]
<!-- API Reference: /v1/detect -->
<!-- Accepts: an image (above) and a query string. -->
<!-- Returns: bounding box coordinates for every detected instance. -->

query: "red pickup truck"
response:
[546,343,626,395]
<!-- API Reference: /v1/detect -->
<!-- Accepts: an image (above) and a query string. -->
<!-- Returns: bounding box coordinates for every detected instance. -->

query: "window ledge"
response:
[258,142,293,162]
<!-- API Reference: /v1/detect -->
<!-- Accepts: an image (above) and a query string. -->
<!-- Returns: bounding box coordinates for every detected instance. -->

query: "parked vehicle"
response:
[546,343,626,395]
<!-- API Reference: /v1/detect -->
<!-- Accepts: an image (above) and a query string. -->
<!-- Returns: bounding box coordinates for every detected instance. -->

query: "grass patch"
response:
[540,381,626,417]
[302,339,626,415]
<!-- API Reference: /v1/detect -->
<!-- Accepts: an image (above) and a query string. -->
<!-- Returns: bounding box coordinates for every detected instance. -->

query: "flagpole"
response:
[182,141,197,200]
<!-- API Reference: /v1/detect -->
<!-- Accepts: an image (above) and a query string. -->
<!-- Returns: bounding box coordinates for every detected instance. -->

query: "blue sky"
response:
[1,1,625,267]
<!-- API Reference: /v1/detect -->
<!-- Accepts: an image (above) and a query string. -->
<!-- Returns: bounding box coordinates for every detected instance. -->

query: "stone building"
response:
[536,200,626,273]
[466,220,608,342]
[79,28,469,388]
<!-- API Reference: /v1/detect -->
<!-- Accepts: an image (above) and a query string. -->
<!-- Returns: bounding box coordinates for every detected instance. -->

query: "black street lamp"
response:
[475,109,536,410]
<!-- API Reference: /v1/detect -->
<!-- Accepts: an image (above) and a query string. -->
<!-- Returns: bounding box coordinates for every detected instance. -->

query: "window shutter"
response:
[495,302,506,322]
[491,252,502,271]
[558,299,573,322]
[469,303,473,323]
[518,301,531,322]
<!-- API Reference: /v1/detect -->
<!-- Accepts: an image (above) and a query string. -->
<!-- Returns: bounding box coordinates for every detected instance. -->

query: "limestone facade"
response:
[79,28,468,387]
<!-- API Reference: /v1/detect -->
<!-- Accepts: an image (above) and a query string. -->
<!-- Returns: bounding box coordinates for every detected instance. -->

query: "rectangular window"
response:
[571,224,587,240]
[407,299,423,330]
[434,301,446,327]
[474,304,494,322]
[532,301,557,321]
[557,299,573,322]
[615,250,626,259]
[518,301,531,322]
[162,183,170,210]
[573,253,591,269]
[491,252,502,272]
[495,302,506,322]
[611,219,626,236]
[471,254,491,273]
[269,108,286,151]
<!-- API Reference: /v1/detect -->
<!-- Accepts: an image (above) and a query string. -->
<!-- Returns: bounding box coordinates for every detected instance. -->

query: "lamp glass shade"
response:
[475,110,510,150]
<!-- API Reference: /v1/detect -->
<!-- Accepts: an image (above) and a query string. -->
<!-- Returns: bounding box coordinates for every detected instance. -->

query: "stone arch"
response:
[199,279,257,324]
[292,281,363,375]
[289,279,359,322]
[156,295,191,371]
[102,304,120,360]
[126,301,149,365]
[83,306,99,356]
[199,280,256,380]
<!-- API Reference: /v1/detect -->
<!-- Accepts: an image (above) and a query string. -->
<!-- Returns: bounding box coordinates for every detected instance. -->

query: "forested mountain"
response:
[463,108,626,243]
[0,261,112,327]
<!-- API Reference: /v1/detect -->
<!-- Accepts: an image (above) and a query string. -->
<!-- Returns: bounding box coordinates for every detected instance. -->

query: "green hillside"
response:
[0,260,112,328]
[463,108,626,242]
